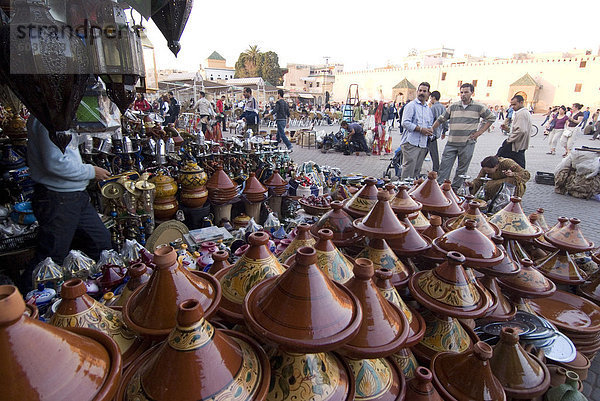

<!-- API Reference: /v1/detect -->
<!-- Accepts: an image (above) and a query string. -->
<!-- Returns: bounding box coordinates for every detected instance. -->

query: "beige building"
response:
[283,63,344,105]
[332,49,600,111]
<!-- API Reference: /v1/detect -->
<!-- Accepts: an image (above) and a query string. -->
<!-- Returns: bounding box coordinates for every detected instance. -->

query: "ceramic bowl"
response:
[528,290,600,334]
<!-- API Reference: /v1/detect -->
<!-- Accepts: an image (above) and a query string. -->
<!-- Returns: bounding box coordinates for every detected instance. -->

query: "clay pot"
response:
[50,278,147,367]
[544,370,587,401]
[353,190,409,239]
[277,223,316,263]
[444,201,500,238]
[97,264,125,292]
[409,251,490,319]
[533,208,551,231]
[344,356,406,401]
[357,238,413,288]
[497,258,556,299]
[410,211,431,233]
[310,201,361,248]
[488,197,543,240]
[389,347,420,380]
[544,218,594,253]
[180,187,208,208]
[404,367,443,401]
[343,177,380,218]
[490,327,550,399]
[216,231,285,323]
[421,215,445,241]
[536,250,588,285]
[112,262,151,307]
[206,164,236,191]
[409,172,453,215]
[178,161,208,189]
[439,181,465,217]
[387,216,432,256]
[243,246,362,353]
[243,172,268,203]
[264,170,288,196]
[153,196,179,220]
[485,236,521,276]
[123,245,221,339]
[117,299,270,401]
[479,275,517,322]
[552,352,591,381]
[150,171,178,198]
[390,184,422,216]
[0,285,122,401]
[431,341,507,401]
[208,250,230,275]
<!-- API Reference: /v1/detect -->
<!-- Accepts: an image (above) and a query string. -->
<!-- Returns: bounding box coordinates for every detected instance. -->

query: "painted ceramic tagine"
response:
[431,341,507,401]
[0,285,122,401]
[488,196,543,241]
[287,228,354,284]
[117,298,270,401]
[310,200,362,248]
[216,231,286,324]
[50,278,148,367]
[489,327,550,399]
[390,184,422,217]
[343,177,380,218]
[410,210,431,233]
[497,258,556,314]
[123,245,221,339]
[408,172,454,216]
[444,200,500,238]
[277,222,316,263]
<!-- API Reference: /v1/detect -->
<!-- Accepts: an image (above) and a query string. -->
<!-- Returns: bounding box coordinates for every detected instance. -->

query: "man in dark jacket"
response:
[270,89,293,150]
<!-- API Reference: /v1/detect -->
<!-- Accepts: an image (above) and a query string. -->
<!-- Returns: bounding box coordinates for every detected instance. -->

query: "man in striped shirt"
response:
[431,83,496,189]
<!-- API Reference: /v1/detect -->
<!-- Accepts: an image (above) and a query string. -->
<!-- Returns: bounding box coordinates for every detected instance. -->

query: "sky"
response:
[143,0,600,72]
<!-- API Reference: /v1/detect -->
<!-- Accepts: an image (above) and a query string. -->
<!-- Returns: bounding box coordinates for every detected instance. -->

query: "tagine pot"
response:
[544,218,594,254]
[353,190,408,239]
[390,184,422,216]
[536,250,588,285]
[444,201,500,238]
[117,298,270,401]
[404,367,443,401]
[497,258,556,300]
[386,216,432,256]
[243,172,268,203]
[216,231,286,324]
[439,181,465,218]
[277,223,316,263]
[208,250,231,275]
[0,285,122,401]
[344,357,406,401]
[421,215,445,241]
[488,197,543,241]
[343,177,380,218]
[111,262,152,308]
[409,172,453,216]
[357,238,413,289]
[123,245,221,339]
[311,200,362,248]
[544,370,587,401]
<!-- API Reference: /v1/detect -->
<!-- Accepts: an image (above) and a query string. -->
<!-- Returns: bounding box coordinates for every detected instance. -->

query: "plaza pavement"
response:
[282,115,600,398]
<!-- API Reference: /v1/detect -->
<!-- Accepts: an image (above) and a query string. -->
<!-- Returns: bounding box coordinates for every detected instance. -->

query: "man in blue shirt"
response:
[341,120,371,155]
[400,82,434,179]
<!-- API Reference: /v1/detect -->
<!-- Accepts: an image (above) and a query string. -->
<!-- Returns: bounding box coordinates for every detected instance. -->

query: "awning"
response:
[299,94,314,99]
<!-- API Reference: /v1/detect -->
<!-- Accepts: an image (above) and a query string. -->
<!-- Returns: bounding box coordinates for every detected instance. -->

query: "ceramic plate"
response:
[529,290,600,333]
[145,220,190,252]
[542,331,577,363]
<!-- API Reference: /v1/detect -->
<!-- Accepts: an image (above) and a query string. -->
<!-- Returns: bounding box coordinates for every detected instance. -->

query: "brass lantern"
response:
[151,0,193,57]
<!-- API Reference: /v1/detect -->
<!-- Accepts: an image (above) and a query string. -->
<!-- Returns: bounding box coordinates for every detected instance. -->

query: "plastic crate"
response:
[0,230,38,253]
[535,171,555,186]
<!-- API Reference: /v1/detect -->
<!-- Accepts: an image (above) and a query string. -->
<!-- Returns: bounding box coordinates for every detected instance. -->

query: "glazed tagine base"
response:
[344,357,406,401]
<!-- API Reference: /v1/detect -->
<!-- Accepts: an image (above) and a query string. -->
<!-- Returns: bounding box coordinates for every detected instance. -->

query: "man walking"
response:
[428,90,447,172]
[242,87,260,134]
[497,95,530,168]
[400,82,434,179]
[431,83,496,189]
[193,91,215,134]
[271,89,293,150]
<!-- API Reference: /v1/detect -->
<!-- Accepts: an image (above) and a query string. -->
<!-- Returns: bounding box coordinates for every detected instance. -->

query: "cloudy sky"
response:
[144,0,600,72]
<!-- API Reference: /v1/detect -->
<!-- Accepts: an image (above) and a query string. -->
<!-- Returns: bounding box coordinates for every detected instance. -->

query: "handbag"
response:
[563,128,573,138]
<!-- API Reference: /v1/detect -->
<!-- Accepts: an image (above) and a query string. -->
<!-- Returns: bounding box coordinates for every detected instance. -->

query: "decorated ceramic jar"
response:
[178,161,208,189]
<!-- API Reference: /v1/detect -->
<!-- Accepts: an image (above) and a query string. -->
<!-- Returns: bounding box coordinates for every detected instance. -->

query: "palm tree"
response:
[238,45,261,77]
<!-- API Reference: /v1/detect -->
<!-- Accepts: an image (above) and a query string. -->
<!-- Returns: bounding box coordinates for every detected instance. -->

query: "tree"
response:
[234,46,285,86]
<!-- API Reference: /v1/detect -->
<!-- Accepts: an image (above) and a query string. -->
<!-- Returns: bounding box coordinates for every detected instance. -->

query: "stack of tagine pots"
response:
[216,231,286,324]
[408,252,487,364]
[264,170,288,217]
[343,177,380,218]
[243,172,268,221]
[243,246,363,401]
[444,200,500,239]
[178,160,208,208]
[117,298,270,400]
[0,285,122,401]
[150,170,179,221]
[310,200,362,249]
[278,222,316,263]
[536,218,594,286]
[206,164,238,224]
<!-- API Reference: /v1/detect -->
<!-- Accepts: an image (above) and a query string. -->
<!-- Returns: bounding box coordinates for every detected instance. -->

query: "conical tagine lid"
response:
[410,210,431,232]
[439,181,465,217]
[113,262,151,307]
[343,177,380,218]
[208,250,231,275]
[341,258,410,359]
[118,299,270,401]
[217,231,286,323]
[357,238,413,288]
[243,246,362,353]
[488,197,543,240]
[408,251,489,318]
[390,184,422,216]
[278,223,316,262]
[431,341,507,401]
[387,216,432,256]
[421,215,445,241]
[404,367,444,401]
[485,236,521,276]
[264,170,287,187]
[433,220,504,269]
[311,201,360,247]
[544,218,594,253]
[243,172,268,195]
[497,259,556,299]
[445,201,500,238]
[409,172,452,213]
[206,164,236,190]
[490,327,550,399]
[353,190,409,239]
[123,245,221,339]
[536,250,587,285]
[0,285,122,401]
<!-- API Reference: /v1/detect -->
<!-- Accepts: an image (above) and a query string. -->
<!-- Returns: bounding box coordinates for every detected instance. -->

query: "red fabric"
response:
[134,99,151,112]
[216,99,224,113]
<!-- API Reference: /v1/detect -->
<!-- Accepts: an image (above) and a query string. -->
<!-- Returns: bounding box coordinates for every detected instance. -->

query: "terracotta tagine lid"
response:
[343,177,380,218]
[0,285,122,401]
[390,184,423,216]
[409,172,452,214]
[484,236,521,276]
[497,258,556,299]
[410,210,431,232]
[533,208,550,231]
[310,200,361,247]
[208,250,231,275]
[444,201,501,238]
[479,275,517,321]
[544,218,594,253]
[277,223,316,262]
[216,231,286,323]
[341,258,410,359]
[421,215,445,241]
[112,262,152,307]
[117,299,270,401]
[243,172,268,202]
[488,197,543,240]
[432,220,504,269]
[50,278,146,366]
[409,251,489,318]
[206,164,236,191]
[387,216,432,256]
[289,228,354,284]
[123,245,221,339]
[344,356,406,401]
[265,170,287,187]
[439,181,465,217]
[536,250,588,285]
[490,327,550,399]
[357,238,413,288]
[97,264,125,292]
[431,341,507,401]
[578,273,600,305]
[353,190,409,239]
[243,246,362,353]
[405,367,444,401]
[374,268,426,347]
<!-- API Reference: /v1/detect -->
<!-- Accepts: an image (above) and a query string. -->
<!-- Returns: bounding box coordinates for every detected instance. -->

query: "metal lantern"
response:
[0,0,91,152]
[150,0,193,57]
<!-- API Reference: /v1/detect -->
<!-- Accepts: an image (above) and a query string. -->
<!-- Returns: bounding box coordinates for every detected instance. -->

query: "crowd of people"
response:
[541,104,600,156]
